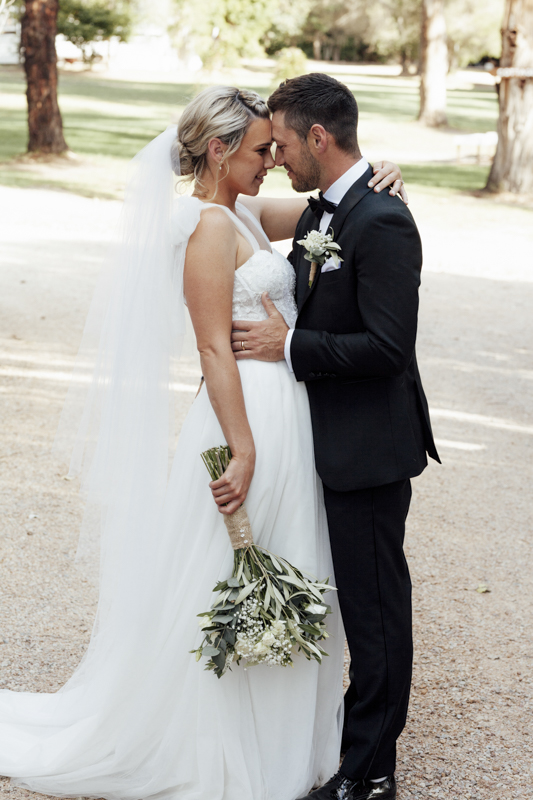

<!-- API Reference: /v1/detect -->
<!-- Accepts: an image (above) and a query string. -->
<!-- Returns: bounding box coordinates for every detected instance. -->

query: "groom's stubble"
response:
[286,140,322,194]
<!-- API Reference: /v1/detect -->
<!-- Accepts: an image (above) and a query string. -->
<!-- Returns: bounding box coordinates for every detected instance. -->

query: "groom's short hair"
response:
[268,73,359,155]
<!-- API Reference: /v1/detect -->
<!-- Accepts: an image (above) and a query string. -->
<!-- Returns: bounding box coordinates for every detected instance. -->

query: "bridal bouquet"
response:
[191,446,335,678]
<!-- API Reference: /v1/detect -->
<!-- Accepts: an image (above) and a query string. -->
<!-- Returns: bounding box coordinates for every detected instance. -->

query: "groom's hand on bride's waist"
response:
[231,292,288,362]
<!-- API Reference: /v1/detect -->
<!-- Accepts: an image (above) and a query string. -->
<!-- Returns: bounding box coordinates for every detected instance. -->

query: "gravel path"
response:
[0,185,532,799]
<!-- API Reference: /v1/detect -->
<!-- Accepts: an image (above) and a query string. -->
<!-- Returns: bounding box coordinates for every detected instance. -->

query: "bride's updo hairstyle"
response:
[172,85,269,192]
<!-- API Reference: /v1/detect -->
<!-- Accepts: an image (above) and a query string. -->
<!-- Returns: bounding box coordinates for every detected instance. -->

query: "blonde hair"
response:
[172,86,270,193]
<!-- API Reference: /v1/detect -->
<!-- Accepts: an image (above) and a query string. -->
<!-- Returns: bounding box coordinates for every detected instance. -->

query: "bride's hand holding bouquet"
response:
[208,446,256,516]
[192,446,336,679]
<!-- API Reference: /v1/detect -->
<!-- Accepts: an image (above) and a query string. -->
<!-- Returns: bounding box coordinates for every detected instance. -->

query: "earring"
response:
[219,163,222,171]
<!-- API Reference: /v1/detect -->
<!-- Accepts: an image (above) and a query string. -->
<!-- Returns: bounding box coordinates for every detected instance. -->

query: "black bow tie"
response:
[307,192,338,220]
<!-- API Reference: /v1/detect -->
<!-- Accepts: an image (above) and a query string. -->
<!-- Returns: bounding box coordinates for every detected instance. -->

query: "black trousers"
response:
[323,478,413,781]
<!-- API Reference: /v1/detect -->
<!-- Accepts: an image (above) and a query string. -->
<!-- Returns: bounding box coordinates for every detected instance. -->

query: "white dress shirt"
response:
[284,157,370,372]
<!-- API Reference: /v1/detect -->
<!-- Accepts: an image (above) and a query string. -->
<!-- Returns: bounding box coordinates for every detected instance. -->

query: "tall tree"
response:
[21,0,68,154]
[418,0,448,126]
[486,0,533,194]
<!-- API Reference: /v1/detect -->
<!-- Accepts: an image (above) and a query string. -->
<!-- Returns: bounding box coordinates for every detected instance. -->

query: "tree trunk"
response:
[486,0,533,194]
[418,0,448,127]
[400,49,411,76]
[21,0,68,154]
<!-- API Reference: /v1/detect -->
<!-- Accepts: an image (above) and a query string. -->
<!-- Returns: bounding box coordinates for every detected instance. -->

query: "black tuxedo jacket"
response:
[290,166,440,492]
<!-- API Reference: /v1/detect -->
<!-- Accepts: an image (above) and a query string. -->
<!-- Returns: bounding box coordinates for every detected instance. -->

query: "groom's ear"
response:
[308,125,329,156]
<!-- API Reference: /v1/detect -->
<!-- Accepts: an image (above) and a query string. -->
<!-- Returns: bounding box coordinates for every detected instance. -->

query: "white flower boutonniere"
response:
[297,229,343,288]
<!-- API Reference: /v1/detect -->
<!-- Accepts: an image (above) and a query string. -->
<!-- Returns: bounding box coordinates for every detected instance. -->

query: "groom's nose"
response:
[274,146,285,167]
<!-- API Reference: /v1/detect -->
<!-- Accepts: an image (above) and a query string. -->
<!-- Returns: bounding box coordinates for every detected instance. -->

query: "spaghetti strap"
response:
[201,202,260,254]
[235,202,272,253]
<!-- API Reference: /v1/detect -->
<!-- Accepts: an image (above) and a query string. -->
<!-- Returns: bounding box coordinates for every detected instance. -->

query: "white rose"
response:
[253,642,270,656]
[306,603,328,615]
[261,631,276,647]
[198,616,213,630]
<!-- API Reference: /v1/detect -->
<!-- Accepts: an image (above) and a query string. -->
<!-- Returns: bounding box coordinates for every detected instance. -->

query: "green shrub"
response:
[57,0,131,65]
[272,47,307,89]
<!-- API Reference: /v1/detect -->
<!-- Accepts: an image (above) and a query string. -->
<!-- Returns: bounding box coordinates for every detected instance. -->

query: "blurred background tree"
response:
[270,45,308,89]
[418,0,448,126]
[21,0,68,153]
[189,0,277,67]
[486,0,533,194]
[170,0,504,75]
[0,0,16,33]
[445,0,504,70]
[262,0,311,54]
[365,0,421,75]
[57,0,131,67]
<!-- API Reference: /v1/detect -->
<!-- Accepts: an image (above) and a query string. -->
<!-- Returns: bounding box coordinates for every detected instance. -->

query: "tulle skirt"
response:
[0,359,345,800]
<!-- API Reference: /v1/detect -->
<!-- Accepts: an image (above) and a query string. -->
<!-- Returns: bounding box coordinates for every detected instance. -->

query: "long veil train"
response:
[0,127,345,800]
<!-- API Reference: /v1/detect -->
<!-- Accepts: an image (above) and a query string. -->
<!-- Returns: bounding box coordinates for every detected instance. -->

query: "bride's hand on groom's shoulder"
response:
[369,161,409,204]
[231,293,288,363]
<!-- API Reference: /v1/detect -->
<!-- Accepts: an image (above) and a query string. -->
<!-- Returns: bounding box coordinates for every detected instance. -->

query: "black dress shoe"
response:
[307,772,396,799]
[362,777,396,798]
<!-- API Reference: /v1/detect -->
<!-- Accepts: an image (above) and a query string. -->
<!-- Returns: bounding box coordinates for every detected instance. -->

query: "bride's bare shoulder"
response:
[186,204,237,261]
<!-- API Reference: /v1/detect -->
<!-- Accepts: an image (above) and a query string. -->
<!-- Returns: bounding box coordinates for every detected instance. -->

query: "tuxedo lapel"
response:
[295,166,375,317]
[294,207,320,311]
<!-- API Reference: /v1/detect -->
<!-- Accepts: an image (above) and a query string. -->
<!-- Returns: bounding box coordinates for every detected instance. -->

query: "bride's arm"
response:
[240,161,408,242]
[184,208,255,515]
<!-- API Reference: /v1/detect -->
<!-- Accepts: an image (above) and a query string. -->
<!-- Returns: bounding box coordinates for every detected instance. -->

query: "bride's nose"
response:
[264,149,275,170]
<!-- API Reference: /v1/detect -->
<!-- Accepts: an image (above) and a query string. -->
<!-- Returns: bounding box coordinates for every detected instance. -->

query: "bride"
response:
[0,86,405,800]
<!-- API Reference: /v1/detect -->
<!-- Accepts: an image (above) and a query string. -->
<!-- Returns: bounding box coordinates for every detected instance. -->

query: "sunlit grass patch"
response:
[399,163,490,191]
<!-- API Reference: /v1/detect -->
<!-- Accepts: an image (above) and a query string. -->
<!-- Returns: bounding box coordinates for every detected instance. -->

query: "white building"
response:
[0,8,20,65]
[1,0,201,73]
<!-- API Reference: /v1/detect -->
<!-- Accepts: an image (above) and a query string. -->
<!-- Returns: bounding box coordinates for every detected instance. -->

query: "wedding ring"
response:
[241,341,246,351]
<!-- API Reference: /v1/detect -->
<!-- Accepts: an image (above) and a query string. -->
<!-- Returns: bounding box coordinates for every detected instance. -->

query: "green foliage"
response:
[271,47,308,89]
[0,67,498,199]
[263,0,312,54]
[446,0,503,68]
[263,0,502,68]
[57,0,131,64]
[365,0,421,72]
[301,1,362,62]
[399,163,490,191]
[190,0,277,67]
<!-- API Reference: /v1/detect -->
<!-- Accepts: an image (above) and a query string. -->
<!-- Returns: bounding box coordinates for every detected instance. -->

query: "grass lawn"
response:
[0,64,496,199]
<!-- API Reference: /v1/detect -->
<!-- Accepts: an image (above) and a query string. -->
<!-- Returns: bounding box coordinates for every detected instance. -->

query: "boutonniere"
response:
[296,229,343,288]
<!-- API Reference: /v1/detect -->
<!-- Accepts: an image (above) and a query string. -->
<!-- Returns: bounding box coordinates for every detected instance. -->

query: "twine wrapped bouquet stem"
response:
[192,445,336,678]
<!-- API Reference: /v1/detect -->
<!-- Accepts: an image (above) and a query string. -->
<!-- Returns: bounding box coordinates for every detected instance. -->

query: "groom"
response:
[232,73,440,799]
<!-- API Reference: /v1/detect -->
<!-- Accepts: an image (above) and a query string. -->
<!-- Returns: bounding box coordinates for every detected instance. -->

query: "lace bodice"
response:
[233,249,297,328]
[171,195,297,328]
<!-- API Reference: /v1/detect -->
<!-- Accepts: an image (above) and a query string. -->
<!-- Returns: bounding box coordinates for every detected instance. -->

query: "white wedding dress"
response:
[0,197,345,800]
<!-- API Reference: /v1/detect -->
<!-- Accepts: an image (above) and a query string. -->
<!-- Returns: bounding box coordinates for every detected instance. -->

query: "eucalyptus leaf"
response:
[212,651,226,672]
[271,584,285,607]
[224,628,236,646]
[263,582,271,612]
[202,646,220,657]
[278,575,307,590]
[233,580,259,605]
[269,554,284,574]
